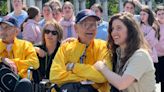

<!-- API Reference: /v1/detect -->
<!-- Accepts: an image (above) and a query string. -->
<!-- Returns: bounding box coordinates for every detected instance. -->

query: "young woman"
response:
[90,3,108,41]
[140,6,159,63]
[39,3,53,29]
[155,5,164,92]
[48,0,63,23]
[22,6,42,44]
[94,12,156,92]
[60,1,77,40]
[52,6,63,23]
[49,0,62,10]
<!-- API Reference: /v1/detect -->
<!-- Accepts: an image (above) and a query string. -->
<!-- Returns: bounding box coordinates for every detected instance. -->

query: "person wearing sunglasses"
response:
[34,20,63,84]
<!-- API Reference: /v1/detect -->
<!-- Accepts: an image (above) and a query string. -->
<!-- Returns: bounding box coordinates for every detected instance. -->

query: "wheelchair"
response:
[27,67,61,92]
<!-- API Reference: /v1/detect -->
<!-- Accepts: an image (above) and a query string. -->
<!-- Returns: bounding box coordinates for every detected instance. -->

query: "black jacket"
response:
[33,42,60,83]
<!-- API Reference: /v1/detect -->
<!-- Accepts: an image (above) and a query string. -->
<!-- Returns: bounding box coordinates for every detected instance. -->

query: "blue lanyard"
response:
[80,46,88,64]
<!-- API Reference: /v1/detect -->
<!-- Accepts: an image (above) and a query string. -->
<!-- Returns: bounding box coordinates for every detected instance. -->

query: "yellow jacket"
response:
[0,38,39,78]
[50,39,112,92]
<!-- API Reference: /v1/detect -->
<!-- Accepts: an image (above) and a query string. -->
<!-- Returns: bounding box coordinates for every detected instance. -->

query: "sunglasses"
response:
[44,29,58,35]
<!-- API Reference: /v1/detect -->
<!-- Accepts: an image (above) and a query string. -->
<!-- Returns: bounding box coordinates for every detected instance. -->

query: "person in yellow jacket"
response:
[50,9,112,92]
[0,17,39,78]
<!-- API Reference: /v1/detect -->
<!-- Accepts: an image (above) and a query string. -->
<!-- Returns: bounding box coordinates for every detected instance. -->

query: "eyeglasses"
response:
[0,24,12,31]
[79,22,98,30]
[44,29,58,35]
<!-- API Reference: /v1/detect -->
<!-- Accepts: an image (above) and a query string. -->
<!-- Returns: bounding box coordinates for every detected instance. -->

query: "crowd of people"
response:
[0,0,164,92]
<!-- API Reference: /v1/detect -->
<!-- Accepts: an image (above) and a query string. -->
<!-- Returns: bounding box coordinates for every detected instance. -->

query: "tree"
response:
[0,0,8,16]
[108,0,119,15]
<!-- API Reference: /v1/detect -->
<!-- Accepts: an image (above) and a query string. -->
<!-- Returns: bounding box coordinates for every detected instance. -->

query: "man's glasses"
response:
[44,29,58,35]
[79,22,98,30]
[0,24,12,31]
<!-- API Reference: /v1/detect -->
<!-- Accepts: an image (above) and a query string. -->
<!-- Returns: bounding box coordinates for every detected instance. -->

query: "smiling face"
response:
[75,17,98,45]
[111,19,128,48]
[124,2,135,14]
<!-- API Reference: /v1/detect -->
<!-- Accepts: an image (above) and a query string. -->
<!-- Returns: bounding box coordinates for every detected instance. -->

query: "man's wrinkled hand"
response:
[2,58,18,74]
[66,63,74,71]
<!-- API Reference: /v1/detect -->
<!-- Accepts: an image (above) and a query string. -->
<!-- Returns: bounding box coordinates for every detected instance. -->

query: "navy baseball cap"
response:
[75,9,100,23]
[0,17,19,28]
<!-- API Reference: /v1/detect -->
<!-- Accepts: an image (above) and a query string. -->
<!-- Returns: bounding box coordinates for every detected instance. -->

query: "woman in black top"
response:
[34,20,63,82]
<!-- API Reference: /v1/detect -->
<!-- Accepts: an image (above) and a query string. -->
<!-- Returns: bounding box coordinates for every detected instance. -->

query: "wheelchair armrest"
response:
[27,67,34,79]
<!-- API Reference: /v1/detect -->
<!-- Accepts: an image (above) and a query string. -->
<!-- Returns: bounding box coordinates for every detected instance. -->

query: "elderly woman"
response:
[34,20,63,82]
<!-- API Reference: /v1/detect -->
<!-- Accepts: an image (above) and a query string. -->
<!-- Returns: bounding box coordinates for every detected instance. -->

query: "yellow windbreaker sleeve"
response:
[50,46,86,84]
[11,41,39,78]
[72,47,112,83]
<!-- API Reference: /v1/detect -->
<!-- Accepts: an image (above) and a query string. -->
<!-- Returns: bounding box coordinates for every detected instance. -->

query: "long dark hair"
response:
[141,6,160,39]
[107,12,149,72]
[21,6,40,32]
[141,7,155,26]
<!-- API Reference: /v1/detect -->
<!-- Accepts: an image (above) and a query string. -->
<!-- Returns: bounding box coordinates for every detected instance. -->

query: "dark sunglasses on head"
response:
[44,29,58,35]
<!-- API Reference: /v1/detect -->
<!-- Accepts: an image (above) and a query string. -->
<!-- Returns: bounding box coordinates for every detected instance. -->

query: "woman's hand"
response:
[94,60,106,71]
[62,37,76,44]
[35,47,46,57]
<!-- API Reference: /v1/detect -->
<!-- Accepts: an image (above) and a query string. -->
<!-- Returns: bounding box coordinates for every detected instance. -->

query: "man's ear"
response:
[15,27,20,35]
[74,24,78,33]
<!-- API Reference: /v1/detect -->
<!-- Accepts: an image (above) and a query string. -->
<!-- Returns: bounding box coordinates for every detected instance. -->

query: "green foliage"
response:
[0,0,8,16]
[86,0,90,9]
[108,0,119,15]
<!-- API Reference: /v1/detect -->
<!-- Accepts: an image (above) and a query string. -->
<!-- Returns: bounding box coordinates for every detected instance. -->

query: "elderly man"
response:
[50,9,112,92]
[0,17,39,92]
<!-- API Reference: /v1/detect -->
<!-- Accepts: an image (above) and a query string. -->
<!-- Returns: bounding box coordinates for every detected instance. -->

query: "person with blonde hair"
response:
[60,1,77,40]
